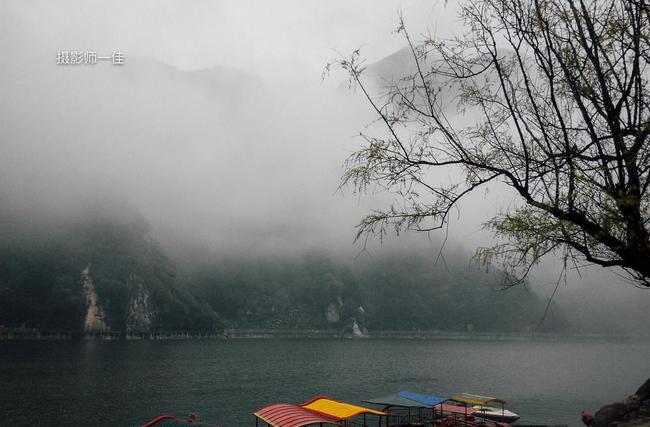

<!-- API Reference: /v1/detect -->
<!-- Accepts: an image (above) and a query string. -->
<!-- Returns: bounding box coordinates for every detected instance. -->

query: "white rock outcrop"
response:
[82,266,109,332]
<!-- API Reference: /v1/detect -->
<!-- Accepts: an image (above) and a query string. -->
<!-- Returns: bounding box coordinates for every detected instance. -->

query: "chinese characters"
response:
[56,50,125,66]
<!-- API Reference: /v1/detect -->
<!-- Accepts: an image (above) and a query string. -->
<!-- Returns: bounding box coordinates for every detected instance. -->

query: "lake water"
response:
[1,337,648,427]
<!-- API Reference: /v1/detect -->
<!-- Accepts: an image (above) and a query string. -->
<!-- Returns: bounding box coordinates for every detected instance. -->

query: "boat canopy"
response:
[396,391,448,407]
[363,392,448,408]
[300,397,386,420]
[254,403,339,427]
[363,393,429,408]
[450,393,506,406]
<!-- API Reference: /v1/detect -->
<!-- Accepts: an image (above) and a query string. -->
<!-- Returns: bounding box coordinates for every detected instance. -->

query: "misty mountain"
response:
[0,204,562,334]
[352,250,565,332]
[1,28,647,336]
[177,241,563,334]
[362,46,461,111]
[0,207,220,332]
[179,252,365,332]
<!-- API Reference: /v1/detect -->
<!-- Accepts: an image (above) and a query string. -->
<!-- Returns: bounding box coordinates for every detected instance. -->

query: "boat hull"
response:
[473,407,520,424]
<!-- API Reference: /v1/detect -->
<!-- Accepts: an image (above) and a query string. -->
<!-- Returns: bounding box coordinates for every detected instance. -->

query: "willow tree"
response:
[334,0,650,287]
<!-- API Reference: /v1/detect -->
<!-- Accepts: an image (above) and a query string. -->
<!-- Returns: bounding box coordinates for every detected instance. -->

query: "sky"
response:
[1,1,459,71]
[1,0,649,332]
[0,0,469,253]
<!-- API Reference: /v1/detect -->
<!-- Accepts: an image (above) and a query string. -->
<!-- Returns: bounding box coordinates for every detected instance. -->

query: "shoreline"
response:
[1,327,647,341]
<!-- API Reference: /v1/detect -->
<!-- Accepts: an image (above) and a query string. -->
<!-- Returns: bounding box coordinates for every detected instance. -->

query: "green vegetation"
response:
[179,252,364,331]
[0,210,561,334]
[0,214,220,332]
[180,249,563,333]
[353,252,563,332]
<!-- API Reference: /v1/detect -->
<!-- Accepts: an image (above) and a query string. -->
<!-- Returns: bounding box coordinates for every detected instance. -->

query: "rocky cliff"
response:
[82,266,109,332]
[125,276,155,332]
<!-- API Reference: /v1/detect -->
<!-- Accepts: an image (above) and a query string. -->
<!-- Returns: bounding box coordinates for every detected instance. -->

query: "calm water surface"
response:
[1,338,648,427]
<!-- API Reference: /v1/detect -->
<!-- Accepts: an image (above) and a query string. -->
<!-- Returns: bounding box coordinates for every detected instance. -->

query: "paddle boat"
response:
[363,391,446,426]
[450,394,520,424]
[364,391,513,427]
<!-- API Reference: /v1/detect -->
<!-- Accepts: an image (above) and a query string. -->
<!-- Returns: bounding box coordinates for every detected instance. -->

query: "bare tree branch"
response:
[332,0,650,287]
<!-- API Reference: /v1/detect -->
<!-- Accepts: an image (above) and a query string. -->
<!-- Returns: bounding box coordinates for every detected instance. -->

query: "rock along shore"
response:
[591,378,650,427]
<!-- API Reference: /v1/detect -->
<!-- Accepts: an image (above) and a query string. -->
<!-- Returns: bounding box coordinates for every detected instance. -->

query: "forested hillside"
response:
[0,209,562,334]
[0,211,220,332]
[178,249,563,333]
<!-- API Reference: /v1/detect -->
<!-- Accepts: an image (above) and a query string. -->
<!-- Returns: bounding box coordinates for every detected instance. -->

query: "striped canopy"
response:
[254,404,339,427]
